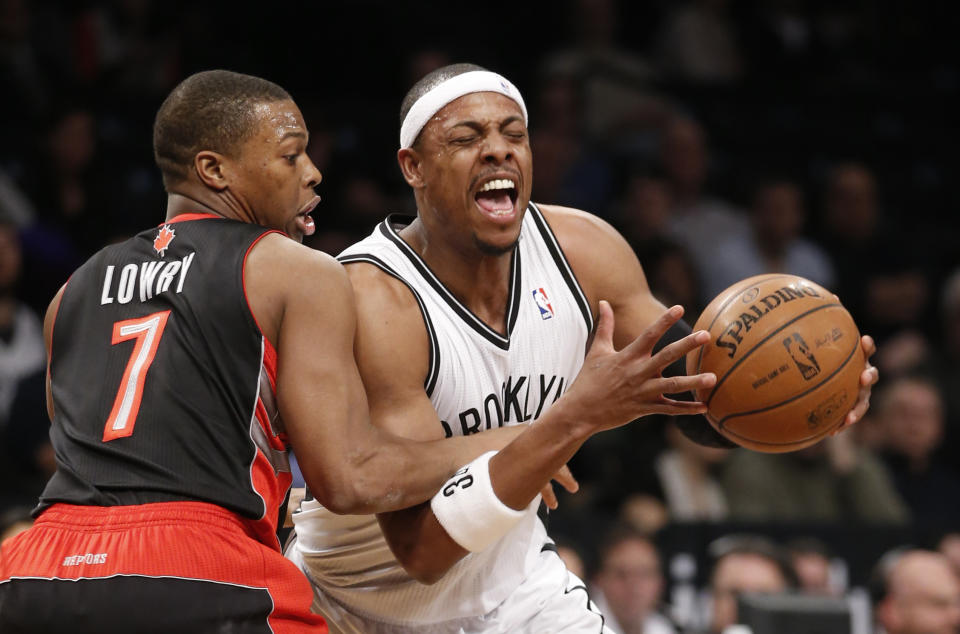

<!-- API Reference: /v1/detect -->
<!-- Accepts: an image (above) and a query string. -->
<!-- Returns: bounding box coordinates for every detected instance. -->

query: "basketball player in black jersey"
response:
[0,70,728,633]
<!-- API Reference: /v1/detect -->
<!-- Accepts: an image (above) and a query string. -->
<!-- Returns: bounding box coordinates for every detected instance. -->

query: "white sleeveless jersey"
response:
[291,203,593,627]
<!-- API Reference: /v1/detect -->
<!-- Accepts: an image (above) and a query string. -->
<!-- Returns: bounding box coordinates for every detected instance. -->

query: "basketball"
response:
[685,274,864,453]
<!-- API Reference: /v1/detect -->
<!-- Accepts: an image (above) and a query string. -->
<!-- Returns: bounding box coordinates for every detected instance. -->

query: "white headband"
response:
[399,70,528,149]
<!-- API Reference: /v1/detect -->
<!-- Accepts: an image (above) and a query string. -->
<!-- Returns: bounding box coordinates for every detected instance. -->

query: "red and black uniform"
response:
[0,214,326,633]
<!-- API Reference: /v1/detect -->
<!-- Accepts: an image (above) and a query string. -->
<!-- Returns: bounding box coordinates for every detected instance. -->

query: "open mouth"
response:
[295,195,321,237]
[475,178,518,218]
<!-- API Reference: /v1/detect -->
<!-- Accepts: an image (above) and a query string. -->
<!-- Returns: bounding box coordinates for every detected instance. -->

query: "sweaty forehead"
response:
[427,92,525,131]
[250,100,306,141]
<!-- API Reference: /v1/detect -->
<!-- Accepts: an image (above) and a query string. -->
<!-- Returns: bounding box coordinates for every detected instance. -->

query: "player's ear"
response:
[397,147,425,189]
[194,150,229,191]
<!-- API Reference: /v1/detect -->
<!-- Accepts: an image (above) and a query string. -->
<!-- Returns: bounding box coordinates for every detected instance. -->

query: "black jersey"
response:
[38,213,292,544]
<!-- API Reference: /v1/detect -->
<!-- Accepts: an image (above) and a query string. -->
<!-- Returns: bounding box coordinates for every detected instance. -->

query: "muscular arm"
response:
[542,204,731,446]
[245,235,517,515]
[343,262,528,582]
[351,246,715,582]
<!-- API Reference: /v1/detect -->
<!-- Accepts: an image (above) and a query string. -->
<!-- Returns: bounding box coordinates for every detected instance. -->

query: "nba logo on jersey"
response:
[532,287,554,320]
[154,225,176,256]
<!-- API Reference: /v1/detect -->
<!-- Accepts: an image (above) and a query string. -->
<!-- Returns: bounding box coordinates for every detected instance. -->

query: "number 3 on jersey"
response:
[103,310,171,442]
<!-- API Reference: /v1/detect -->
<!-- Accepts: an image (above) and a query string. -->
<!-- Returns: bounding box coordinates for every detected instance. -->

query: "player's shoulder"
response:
[341,258,422,316]
[252,232,345,276]
[245,233,351,309]
[535,203,624,248]
[535,203,633,270]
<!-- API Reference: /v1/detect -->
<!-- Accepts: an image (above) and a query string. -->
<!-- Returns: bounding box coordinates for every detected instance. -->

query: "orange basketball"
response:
[685,274,864,453]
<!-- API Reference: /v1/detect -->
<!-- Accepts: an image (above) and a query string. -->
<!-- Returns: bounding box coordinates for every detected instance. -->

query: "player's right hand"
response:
[562,301,716,434]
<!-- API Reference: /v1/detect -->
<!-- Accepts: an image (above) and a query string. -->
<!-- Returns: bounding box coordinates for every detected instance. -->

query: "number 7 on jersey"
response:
[103,310,171,441]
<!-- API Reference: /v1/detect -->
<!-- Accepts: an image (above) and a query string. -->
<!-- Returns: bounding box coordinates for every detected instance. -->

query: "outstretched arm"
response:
[346,251,714,581]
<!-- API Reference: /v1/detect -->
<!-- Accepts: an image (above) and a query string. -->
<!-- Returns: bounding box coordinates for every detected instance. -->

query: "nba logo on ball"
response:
[532,288,554,320]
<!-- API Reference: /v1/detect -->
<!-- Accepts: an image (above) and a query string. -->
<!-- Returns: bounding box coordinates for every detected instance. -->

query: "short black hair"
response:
[153,69,291,188]
[399,62,487,144]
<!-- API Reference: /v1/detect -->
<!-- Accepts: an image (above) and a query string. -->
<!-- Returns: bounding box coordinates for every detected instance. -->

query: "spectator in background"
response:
[787,536,842,597]
[653,420,729,522]
[0,168,35,227]
[0,222,44,431]
[17,104,113,313]
[613,169,704,318]
[0,224,46,513]
[721,432,910,524]
[874,373,960,524]
[592,526,677,634]
[705,534,792,634]
[873,549,960,634]
[657,113,750,306]
[930,269,960,464]
[0,506,31,544]
[699,176,835,302]
[540,0,670,153]
[638,238,703,324]
[0,0,47,154]
[555,537,588,581]
[615,170,674,247]
[819,162,930,343]
[652,0,745,84]
[938,533,960,581]
[529,71,613,213]
[2,368,53,512]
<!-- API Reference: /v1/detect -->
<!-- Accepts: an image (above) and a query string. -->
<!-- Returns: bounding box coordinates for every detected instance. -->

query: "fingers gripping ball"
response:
[686,274,864,453]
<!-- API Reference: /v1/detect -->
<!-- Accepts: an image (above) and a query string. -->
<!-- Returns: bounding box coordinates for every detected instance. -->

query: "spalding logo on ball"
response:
[686,274,864,453]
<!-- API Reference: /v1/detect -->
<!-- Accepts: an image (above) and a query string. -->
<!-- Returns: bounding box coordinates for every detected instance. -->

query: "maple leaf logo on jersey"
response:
[153,225,176,256]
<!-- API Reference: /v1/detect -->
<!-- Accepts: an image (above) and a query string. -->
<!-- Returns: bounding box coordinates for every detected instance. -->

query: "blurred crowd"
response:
[1,0,957,631]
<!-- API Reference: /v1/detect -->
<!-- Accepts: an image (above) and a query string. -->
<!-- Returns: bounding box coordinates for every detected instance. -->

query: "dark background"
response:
[2,0,959,602]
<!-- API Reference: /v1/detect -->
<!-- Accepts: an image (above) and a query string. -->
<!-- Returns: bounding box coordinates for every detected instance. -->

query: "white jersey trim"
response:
[337,252,442,397]
[527,202,594,333]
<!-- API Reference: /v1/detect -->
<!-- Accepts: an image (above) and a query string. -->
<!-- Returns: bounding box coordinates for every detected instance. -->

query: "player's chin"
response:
[473,229,520,256]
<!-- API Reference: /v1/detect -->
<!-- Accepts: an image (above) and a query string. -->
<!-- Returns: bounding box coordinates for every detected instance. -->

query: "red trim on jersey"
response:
[1,502,328,633]
[162,212,222,224]
[262,338,278,390]
[245,342,286,543]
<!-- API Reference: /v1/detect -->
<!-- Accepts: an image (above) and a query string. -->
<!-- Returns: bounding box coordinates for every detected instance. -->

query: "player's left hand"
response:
[540,464,579,510]
[832,335,879,435]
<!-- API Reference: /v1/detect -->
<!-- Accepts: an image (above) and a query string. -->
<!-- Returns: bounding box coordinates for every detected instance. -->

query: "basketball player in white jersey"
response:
[288,64,878,633]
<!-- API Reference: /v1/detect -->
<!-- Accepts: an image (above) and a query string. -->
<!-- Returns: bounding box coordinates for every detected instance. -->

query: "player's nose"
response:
[305,157,322,189]
[481,132,512,164]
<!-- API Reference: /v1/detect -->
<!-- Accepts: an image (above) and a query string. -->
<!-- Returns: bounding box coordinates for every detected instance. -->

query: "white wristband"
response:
[430,451,526,553]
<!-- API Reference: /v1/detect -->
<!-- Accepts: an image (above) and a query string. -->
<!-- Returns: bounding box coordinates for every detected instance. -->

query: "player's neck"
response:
[164,190,229,223]
[400,219,513,334]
